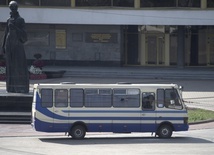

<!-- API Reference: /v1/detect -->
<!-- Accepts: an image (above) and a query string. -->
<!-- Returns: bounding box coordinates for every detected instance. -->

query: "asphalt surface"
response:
[0,121,212,138]
[0,124,213,155]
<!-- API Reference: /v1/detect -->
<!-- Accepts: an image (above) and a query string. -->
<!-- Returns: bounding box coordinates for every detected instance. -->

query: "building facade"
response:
[0,0,214,67]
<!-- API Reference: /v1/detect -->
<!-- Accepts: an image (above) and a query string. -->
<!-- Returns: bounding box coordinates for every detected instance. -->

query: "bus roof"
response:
[33,83,179,89]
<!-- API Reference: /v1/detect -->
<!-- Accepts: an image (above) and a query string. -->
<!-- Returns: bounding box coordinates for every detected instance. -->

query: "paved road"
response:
[0,123,213,155]
[0,122,213,137]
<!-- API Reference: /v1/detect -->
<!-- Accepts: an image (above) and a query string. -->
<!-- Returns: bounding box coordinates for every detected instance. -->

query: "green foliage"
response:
[188,108,214,123]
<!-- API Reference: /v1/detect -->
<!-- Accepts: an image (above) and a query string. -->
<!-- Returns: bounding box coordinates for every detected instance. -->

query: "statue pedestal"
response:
[0,90,33,112]
[0,90,33,123]
[0,74,6,81]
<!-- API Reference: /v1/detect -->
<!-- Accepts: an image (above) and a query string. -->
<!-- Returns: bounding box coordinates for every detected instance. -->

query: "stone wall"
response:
[24,24,121,66]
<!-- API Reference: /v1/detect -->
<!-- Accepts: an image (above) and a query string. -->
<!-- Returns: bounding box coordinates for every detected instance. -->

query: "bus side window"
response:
[98,89,112,107]
[113,89,140,108]
[142,92,155,110]
[70,89,84,107]
[41,89,53,108]
[85,89,112,107]
[157,89,164,108]
[55,89,68,107]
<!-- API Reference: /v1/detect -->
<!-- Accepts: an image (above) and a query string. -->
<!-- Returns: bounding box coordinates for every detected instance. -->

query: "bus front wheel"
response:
[157,124,173,138]
[70,125,86,139]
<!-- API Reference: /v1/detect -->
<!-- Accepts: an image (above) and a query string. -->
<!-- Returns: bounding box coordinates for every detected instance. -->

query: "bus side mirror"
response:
[179,86,183,91]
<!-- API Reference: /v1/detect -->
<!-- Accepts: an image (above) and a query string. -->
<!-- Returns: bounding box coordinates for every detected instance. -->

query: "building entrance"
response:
[124,25,214,67]
[145,34,165,65]
[125,25,139,65]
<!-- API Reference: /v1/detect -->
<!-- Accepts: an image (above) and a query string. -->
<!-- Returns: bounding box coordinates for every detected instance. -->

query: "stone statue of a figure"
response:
[1,1,29,93]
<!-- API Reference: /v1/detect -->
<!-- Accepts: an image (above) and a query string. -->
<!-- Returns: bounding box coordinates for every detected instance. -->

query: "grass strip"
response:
[188,108,214,123]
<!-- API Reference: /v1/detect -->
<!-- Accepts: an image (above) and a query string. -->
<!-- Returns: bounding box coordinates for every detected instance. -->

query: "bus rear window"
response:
[41,89,53,107]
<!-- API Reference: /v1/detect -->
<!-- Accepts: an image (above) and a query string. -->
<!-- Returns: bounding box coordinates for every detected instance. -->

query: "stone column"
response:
[201,0,207,9]
[134,0,140,9]
[71,0,75,7]
[177,26,185,68]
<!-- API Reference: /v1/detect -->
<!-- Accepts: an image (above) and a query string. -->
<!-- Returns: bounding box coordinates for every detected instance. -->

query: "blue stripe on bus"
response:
[62,110,187,113]
[52,116,183,121]
[34,118,188,133]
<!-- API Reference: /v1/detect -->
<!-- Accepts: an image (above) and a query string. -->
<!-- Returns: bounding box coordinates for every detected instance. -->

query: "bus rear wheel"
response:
[70,125,86,139]
[158,124,172,138]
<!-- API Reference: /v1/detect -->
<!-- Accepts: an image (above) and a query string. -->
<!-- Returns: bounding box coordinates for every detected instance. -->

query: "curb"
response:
[189,119,214,125]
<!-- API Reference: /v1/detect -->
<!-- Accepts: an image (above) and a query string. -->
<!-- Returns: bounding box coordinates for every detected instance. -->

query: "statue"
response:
[1,1,29,93]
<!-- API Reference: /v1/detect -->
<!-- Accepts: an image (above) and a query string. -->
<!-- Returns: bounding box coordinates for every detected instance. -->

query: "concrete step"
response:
[42,66,214,80]
[0,112,31,124]
[63,70,214,80]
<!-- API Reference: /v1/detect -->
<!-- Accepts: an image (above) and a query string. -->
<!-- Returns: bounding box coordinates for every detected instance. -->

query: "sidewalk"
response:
[42,66,214,80]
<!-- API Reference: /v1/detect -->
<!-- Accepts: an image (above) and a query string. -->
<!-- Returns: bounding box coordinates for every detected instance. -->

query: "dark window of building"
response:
[70,89,84,107]
[41,0,71,7]
[0,0,6,5]
[72,33,83,42]
[113,0,134,7]
[141,0,176,7]
[41,89,53,107]
[207,0,214,7]
[76,0,111,6]
[8,0,39,6]
[178,0,200,7]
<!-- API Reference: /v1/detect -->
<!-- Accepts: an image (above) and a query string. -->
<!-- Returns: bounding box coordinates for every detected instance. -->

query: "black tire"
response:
[158,124,173,138]
[70,125,86,139]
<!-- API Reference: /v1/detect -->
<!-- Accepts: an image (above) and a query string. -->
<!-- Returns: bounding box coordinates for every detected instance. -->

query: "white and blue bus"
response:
[31,83,188,139]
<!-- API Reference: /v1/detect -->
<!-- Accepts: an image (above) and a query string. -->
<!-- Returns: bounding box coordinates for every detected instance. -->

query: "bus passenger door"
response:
[141,92,157,132]
[112,88,141,133]
[53,89,69,131]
